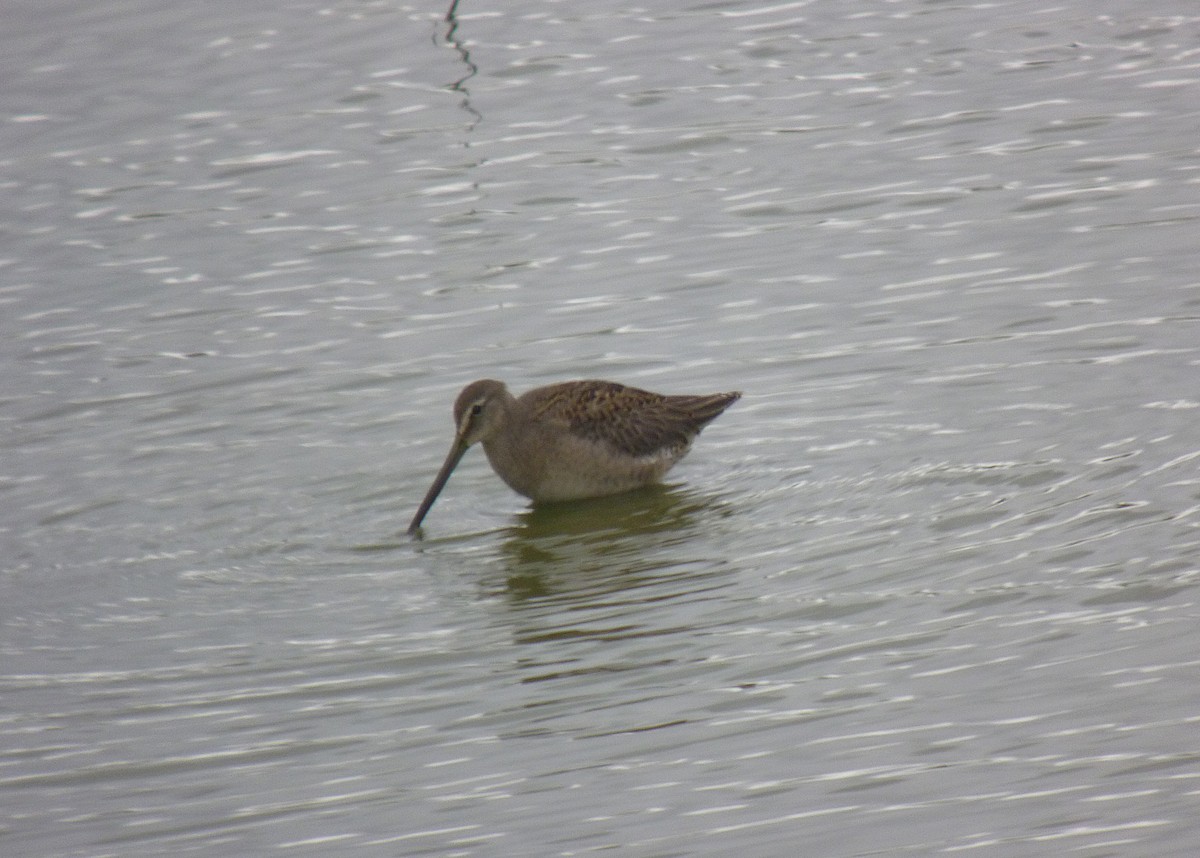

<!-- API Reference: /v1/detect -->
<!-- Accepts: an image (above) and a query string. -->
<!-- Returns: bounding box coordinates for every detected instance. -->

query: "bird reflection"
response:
[492,484,728,601]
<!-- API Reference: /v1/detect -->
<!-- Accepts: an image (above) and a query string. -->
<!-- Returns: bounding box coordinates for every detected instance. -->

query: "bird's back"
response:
[527,380,741,459]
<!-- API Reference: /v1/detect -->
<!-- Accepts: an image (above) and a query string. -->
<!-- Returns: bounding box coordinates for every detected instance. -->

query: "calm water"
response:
[3,1,1199,855]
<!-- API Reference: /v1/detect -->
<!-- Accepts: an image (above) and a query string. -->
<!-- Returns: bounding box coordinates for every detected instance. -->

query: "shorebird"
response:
[407,379,741,533]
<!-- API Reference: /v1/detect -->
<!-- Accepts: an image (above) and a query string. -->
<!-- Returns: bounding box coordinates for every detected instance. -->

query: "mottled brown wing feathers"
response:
[531,380,740,458]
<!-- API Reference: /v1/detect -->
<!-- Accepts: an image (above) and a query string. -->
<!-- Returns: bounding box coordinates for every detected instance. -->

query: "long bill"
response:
[407,438,469,534]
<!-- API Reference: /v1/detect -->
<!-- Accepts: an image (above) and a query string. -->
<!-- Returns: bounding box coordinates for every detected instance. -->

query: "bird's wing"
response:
[531,381,739,458]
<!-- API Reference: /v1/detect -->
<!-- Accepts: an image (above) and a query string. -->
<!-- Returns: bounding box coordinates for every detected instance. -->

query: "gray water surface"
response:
[3,1,1199,856]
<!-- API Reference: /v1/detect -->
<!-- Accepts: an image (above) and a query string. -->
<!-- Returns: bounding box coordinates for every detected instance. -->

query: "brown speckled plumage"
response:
[408,378,740,533]
[529,380,739,458]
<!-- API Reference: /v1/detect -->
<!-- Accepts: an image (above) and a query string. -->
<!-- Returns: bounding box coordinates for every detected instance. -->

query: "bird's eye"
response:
[470,403,484,416]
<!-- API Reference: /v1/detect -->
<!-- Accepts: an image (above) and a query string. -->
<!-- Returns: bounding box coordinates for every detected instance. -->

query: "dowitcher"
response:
[407,379,741,533]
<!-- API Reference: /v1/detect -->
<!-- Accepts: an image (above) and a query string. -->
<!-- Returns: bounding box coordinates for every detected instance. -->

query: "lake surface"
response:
[3,1,1199,855]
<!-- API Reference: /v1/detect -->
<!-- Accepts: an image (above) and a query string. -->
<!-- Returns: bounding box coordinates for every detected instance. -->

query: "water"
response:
[3,1,1199,855]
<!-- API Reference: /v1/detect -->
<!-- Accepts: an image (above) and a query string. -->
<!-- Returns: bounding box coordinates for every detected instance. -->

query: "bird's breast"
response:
[483,433,689,502]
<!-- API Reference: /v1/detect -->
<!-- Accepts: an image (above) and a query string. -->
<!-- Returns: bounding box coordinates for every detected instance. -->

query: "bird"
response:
[407,379,741,533]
